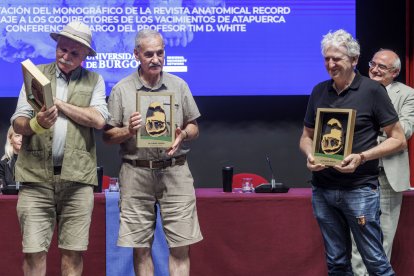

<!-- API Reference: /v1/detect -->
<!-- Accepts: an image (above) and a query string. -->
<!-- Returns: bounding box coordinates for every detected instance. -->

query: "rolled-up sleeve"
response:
[10,84,34,125]
[90,75,111,123]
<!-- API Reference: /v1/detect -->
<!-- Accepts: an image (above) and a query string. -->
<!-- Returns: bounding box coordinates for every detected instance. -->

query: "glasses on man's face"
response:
[368,61,394,72]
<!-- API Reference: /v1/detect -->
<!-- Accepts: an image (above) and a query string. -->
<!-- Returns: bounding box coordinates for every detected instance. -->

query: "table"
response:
[0,193,106,276]
[1,189,414,275]
[190,188,414,276]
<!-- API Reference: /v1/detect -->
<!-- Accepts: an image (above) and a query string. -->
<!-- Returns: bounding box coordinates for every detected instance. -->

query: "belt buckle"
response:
[171,157,176,166]
[149,160,154,169]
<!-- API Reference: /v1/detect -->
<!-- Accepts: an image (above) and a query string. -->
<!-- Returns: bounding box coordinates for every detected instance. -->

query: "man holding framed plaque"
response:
[299,29,406,275]
[103,29,202,276]
[11,21,109,276]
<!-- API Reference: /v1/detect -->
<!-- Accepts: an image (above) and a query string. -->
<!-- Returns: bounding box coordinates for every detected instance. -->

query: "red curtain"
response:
[407,0,414,86]
[406,0,414,186]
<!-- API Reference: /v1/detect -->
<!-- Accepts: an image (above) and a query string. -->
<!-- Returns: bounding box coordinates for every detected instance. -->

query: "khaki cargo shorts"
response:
[17,179,94,253]
[117,161,203,248]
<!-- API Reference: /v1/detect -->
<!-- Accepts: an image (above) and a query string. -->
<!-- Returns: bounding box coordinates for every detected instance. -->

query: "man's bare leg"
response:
[23,252,47,276]
[134,247,154,276]
[61,249,83,276]
[170,246,190,276]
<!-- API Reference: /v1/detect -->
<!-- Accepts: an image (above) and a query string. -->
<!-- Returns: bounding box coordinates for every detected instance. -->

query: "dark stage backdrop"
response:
[0,0,406,188]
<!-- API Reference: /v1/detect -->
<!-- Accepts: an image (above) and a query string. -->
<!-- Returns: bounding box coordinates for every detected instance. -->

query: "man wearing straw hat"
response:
[12,21,109,276]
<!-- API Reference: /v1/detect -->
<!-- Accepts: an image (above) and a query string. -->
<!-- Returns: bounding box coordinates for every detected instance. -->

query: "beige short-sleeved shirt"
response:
[107,70,200,160]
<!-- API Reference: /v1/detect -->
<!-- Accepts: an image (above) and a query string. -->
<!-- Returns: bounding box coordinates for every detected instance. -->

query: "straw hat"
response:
[50,21,96,56]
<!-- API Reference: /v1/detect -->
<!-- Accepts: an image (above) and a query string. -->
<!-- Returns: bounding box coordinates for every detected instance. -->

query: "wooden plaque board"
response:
[21,59,53,112]
[136,92,175,148]
[312,108,356,166]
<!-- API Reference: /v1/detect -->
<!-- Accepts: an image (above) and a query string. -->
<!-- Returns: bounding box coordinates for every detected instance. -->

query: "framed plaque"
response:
[21,59,53,112]
[136,92,175,148]
[312,108,356,166]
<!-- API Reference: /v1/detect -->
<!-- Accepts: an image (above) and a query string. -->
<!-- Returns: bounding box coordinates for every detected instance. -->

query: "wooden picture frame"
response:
[312,108,356,166]
[21,59,53,112]
[136,91,175,148]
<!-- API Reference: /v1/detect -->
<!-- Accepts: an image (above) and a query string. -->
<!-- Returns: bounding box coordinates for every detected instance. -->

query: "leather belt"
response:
[122,155,186,169]
[54,166,62,175]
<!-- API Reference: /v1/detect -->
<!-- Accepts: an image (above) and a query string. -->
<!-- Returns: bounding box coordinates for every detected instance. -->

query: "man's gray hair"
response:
[135,29,165,50]
[321,29,360,58]
[392,56,402,71]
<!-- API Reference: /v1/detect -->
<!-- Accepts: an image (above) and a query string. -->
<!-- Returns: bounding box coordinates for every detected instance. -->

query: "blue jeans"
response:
[312,185,394,276]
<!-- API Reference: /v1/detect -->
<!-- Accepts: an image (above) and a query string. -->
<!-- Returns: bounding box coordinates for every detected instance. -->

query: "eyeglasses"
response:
[368,61,394,71]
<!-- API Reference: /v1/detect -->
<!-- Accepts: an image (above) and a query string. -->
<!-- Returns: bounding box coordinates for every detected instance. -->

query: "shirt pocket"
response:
[70,91,91,107]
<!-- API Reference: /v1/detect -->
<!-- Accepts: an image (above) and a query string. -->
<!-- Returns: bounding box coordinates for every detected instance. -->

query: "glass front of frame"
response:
[313,108,356,166]
[136,92,174,148]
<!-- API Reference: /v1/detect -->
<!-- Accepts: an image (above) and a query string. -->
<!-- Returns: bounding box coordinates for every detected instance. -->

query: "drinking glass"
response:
[109,177,119,192]
[241,178,254,193]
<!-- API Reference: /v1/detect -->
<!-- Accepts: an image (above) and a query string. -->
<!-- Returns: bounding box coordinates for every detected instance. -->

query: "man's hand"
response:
[306,153,326,172]
[334,153,362,173]
[128,112,142,135]
[166,127,186,156]
[36,105,58,129]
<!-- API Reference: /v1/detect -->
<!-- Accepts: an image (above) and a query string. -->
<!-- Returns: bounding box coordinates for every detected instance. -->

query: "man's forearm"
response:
[102,126,134,144]
[56,100,105,129]
[300,138,314,157]
[13,117,34,136]
[363,137,405,162]
[182,121,199,141]
[299,127,315,157]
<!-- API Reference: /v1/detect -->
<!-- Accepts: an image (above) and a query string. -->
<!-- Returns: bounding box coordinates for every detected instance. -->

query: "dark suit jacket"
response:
[0,154,17,187]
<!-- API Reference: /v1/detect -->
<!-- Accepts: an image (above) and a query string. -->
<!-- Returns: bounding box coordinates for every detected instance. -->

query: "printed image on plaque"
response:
[136,92,174,148]
[312,108,356,166]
